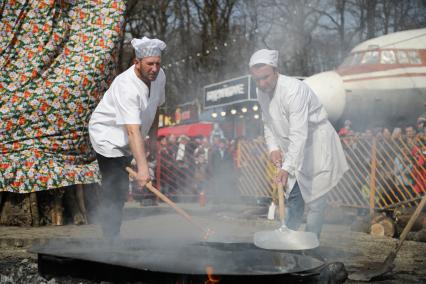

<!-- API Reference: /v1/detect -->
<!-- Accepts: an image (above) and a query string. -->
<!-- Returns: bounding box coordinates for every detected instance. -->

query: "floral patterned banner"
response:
[0,0,125,193]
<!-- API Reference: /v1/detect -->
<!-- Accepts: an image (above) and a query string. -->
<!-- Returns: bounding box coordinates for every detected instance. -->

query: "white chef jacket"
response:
[89,65,165,157]
[258,75,348,203]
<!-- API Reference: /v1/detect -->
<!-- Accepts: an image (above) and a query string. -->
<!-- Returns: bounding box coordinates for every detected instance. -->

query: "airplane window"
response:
[361,51,379,64]
[351,52,363,66]
[380,50,396,64]
[397,50,409,64]
[407,50,421,64]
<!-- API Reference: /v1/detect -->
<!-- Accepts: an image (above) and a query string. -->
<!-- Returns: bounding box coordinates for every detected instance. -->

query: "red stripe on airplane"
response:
[337,63,426,76]
[343,72,426,82]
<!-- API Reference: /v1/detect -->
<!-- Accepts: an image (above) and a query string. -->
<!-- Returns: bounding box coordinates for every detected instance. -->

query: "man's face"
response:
[405,127,415,138]
[135,56,161,82]
[250,65,278,94]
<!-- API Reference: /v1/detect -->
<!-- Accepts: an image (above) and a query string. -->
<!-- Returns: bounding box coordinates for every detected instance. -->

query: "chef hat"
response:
[249,49,279,68]
[131,36,166,58]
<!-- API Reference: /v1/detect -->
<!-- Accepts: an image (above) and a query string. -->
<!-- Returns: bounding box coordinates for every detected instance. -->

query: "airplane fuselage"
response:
[305,28,426,130]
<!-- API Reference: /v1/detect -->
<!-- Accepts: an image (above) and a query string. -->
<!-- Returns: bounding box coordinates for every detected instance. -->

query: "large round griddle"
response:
[32,238,323,276]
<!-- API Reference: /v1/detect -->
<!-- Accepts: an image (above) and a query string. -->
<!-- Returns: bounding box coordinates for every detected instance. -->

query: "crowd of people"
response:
[134,114,425,206]
[135,131,240,202]
[337,116,426,204]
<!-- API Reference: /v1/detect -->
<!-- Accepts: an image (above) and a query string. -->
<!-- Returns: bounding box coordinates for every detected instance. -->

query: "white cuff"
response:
[282,161,295,176]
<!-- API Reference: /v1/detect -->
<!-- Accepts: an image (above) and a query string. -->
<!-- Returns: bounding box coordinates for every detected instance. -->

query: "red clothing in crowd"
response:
[412,145,426,193]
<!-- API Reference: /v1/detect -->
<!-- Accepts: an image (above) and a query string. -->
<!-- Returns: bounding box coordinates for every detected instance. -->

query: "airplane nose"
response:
[304,71,346,122]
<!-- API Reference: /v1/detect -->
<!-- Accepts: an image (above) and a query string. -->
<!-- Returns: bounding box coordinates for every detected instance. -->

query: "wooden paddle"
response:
[125,167,213,240]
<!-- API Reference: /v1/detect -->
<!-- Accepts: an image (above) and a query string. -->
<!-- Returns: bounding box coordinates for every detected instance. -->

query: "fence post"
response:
[369,138,377,216]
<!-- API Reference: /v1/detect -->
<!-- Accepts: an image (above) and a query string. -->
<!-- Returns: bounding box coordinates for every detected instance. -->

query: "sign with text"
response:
[203,75,256,109]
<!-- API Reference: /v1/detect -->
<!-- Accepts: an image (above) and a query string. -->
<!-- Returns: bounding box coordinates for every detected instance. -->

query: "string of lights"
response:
[210,103,260,119]
[162,38,239,71]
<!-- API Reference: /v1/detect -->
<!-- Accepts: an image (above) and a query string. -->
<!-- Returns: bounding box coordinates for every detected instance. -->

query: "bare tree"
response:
[116,0,426,112]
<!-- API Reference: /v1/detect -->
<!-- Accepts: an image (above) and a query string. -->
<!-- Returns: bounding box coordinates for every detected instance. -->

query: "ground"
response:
[0,201,425,283]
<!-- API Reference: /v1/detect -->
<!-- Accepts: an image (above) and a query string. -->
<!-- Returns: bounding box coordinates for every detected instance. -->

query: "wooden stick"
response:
[125,167,213,239]
[369,138,377,215]
[275,167,285,224]
[277,182,285,224]
[395,194,426,253]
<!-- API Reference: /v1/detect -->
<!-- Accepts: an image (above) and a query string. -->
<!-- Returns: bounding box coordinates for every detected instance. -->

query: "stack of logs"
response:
[351,206,426,241]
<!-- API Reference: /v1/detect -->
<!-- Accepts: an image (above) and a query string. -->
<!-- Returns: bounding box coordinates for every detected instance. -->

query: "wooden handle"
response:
[125,167,212,239]
[277,182,285,224]
[275,167,285,224]
[395,194,426,254]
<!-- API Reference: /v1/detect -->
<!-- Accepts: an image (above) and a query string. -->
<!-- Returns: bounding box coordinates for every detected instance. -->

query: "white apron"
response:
[258,75,348,203]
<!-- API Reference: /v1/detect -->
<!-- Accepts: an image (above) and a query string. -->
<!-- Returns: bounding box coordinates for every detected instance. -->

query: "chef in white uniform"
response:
[89,37,166,240]
[249,49,348,237]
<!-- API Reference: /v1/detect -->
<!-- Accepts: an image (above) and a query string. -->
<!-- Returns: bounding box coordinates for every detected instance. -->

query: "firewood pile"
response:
[348,206,426,241]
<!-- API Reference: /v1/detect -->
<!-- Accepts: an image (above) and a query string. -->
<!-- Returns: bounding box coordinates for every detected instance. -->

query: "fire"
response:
[205,266,220,284]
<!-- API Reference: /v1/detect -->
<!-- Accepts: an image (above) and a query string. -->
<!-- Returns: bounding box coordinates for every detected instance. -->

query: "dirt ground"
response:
[0,201,425,283]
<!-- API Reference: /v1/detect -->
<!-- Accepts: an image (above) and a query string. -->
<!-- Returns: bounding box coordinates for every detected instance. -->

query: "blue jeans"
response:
[284,182,328,238]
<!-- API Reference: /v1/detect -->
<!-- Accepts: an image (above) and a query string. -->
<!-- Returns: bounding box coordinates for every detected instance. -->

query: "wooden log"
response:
[29,192,40,226]
[371,213,386,224]
[393,207,426,234]
[75,184,88,224]
[0,193,32,226]
[0,193,10,225]
[407,229,426,242]
[370,216,396,237]
[0,192,3,212]
[370,223,385,236]
[51,189,64,226]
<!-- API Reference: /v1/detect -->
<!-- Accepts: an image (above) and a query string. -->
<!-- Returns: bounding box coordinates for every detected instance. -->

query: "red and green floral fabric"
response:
[0,0,125,193]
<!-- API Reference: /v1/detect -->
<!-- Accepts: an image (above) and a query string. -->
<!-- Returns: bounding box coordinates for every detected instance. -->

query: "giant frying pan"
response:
[32,238,323,276]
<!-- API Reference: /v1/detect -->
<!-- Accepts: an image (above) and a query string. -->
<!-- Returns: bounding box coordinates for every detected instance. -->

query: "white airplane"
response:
[305,28,426,129]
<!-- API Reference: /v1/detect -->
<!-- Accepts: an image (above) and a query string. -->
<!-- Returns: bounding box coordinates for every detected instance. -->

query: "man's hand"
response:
[270,150,283,168]
[134,164,150,188]
[275,169,289,187]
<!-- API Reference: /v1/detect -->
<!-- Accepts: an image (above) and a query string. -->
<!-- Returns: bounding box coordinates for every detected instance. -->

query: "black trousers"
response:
[96,153,132,239]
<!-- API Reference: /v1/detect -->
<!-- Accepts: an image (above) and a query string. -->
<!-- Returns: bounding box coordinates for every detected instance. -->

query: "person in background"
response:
[194,137,210,193]
[416,116,425,135]
[209,123,225,145]
[391,125,415,201]
[249,49,348,238]
[175,135,192,192]
[391,128,402,140]
[88,37,166,241]
[405,126,416,145]
[167,134,177,150]
[165,134,178,194]
[338,120,352,136]
[382,128,392,140]
[157,136,172,195]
